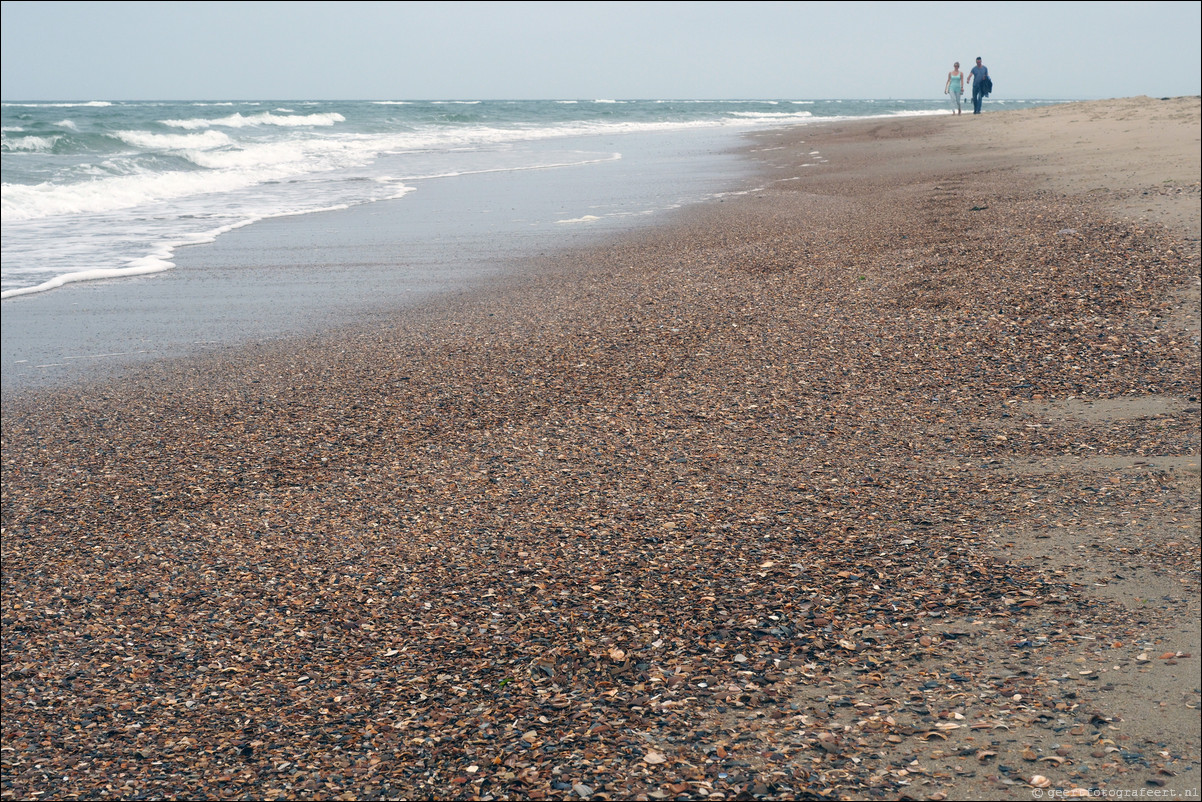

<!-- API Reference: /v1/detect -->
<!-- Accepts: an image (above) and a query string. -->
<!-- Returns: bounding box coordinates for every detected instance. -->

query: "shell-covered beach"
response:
[3,97,1199,800]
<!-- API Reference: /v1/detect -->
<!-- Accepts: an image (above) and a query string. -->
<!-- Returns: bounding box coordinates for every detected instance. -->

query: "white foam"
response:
[2,132,388,222]
[0,261,172,298]
[114,130,234,150]
[728,111,815,119]
[1,101,112,108]
[2,198,350,299]
[160,111,346,129]
[2,167,275,221]
[2,134,61,152]
[658,99,780,104]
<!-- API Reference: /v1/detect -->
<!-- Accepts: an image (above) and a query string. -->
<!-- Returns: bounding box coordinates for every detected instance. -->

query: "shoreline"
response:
[1,125,757,393]
[2,97,1199,801]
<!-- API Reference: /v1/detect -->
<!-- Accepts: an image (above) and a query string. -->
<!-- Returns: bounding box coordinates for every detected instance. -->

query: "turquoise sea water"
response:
[1,98,1064,298]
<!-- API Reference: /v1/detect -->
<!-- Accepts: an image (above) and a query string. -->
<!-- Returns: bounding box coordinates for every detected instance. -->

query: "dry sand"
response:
[2,97,1199,801]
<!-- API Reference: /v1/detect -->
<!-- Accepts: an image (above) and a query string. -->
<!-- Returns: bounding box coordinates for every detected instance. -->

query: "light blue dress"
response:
[947,73,963,111]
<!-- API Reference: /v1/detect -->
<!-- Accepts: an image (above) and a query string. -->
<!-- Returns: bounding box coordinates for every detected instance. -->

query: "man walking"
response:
[968,57,990,114]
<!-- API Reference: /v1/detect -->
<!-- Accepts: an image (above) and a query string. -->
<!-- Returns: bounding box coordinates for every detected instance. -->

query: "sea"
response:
[1,98,1064,300]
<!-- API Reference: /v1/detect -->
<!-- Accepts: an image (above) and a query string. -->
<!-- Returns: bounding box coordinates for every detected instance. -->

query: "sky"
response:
[2,1,1200,101]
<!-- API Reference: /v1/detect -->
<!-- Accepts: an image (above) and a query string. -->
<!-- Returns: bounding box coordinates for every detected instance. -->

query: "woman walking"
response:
[945,62,965,115]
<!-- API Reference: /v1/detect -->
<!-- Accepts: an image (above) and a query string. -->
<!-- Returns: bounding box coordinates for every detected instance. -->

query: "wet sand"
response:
[2,96,1199,801]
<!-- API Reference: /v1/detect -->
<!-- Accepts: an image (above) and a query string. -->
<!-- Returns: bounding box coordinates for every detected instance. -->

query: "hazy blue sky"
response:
[3,1,1199,100]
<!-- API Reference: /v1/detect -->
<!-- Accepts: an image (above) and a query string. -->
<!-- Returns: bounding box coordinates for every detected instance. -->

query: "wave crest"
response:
[161,111,346,129]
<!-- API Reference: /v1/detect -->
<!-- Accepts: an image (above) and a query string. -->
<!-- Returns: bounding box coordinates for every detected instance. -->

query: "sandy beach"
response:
[2,95,1199,802]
